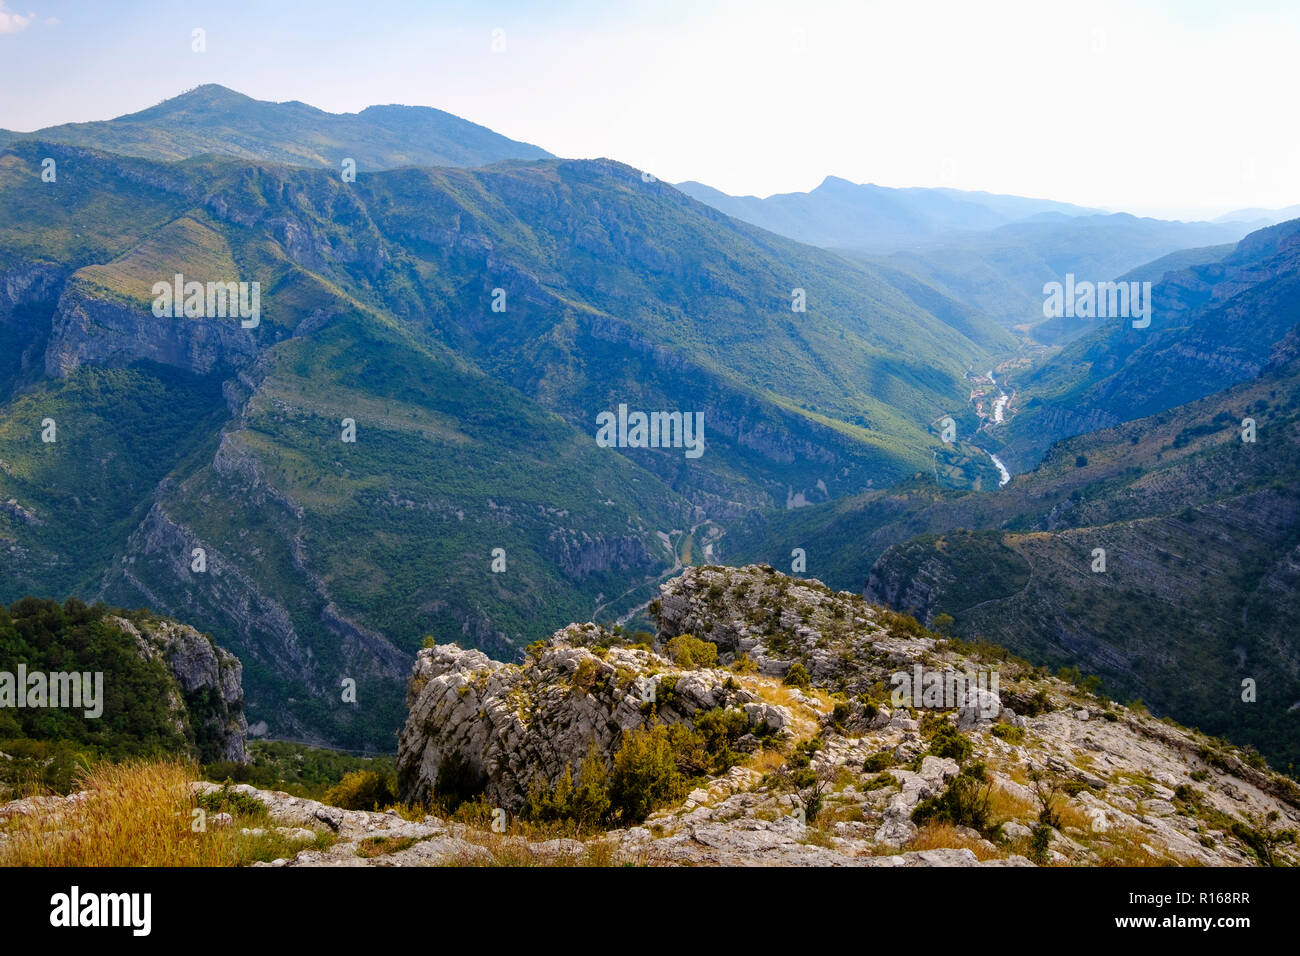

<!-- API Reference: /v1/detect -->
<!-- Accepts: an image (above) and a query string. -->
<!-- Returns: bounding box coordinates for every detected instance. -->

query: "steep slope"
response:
[999,217,1300,471]
[0,596,247,791]
[0,84,552,170]
[859,337,1300,770]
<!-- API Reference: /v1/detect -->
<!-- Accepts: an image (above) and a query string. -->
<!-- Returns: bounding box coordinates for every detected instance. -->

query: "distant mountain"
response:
[0,132,1010,748]
[675,176,1099,250]
[0,84,552,170]
[866,214,1258,332]
[998,216,1300,470]
[1114,243,1239,285]
[1213,204,1300,226]
[679,178,1258,333]
[1029,242,1239,346]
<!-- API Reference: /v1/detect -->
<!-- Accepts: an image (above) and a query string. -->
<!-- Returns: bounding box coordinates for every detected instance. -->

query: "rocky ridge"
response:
[385,565,1300,866]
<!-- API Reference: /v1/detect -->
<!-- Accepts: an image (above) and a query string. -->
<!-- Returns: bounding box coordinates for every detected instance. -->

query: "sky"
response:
[1,0,1297,220]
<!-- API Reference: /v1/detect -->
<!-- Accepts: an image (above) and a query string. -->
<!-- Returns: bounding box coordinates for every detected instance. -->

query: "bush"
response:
[1029,824,1053,864]
[571,657,599,695]
[991,723,1025,744]
[1231,811,1297,867]
[665,634,719,669]
[522,742,610,828]
[862,751,894,773]
[927,725,974,764]
[609,725,686,823]
[783,662,812,690]
[198,782,269,820]
[911,767,991,831]
[693,707,749,764]
[731,653,758,674]
[323,770,396,811]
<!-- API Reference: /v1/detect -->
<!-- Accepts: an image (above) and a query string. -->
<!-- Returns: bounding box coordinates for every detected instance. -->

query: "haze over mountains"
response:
[680,176,1263,333]
[1,84,1298,774]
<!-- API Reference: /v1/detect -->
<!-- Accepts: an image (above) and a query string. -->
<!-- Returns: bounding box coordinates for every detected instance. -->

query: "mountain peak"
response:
[3,85,551,168]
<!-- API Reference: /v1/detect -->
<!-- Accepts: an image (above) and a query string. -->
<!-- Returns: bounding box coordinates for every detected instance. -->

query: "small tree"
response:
[1028,767,1066,829]
[783,661,812,690]
[609,725,685,823]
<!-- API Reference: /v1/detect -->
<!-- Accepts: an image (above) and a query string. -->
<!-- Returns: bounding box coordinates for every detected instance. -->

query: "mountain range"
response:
[2,84,1298,776]
[0,89,1018,749]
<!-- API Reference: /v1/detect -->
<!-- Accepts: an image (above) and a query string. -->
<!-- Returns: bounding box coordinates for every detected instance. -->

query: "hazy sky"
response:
[1,0,1296,219]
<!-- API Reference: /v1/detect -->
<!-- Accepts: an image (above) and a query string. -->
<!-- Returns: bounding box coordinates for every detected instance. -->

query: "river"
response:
[981,370,1012,487]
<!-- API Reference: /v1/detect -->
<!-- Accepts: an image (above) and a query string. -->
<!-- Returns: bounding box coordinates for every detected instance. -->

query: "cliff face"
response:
[110,615,248,764]
[44,283,259,379]
[393,565,1300,867]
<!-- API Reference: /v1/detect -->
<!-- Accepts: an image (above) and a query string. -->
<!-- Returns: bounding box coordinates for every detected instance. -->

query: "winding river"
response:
[981,370,1012,487]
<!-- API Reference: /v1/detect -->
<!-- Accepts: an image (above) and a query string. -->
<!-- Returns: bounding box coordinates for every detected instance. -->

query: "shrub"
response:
[863,751,894,773]
[665,634,718,669]
[911,767,992,831]
[928,725,973,764]
[522,742,610,828]
[324,770,396,811]
[1019,689,1052,717]
[571,657,599,695]
[731,653,758,674]
[199,782,269,820]
[1029,824,1053,864]
[991,723,1025,744]
[692,707,750,772]
[783,662,812,690]
[609,725,686,823]
[1231,811,1297,867]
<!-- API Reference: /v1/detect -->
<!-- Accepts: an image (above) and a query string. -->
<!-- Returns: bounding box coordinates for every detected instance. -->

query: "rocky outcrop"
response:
[44,282,259,378]
[397,624,770,810]
[110,615,248,763]
[392,565,1300,867]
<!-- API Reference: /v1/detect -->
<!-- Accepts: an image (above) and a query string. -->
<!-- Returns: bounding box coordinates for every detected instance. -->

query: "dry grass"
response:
[987,782,1037,825]
[1092,828,1193,867]
[355,835,420,858]
[741,676,827,737]
[743,748,788,775]
[800,826,837,849]
[908,823,1003,861]
[0,759,325,867]
[1056,801,1094,832]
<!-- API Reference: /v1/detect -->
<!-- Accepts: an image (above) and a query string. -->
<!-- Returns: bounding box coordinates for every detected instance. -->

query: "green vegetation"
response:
[324,770,398,811]
[783,661,812,690]
[911,764,992,832]
[927,724,974,764]
[664,634,718,669]
[0,597,210,794]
